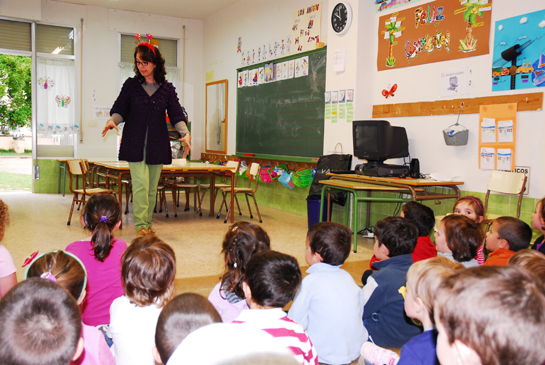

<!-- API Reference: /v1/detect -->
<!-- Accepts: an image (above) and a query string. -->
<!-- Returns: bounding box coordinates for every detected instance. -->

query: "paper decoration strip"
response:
[377,0,492,71]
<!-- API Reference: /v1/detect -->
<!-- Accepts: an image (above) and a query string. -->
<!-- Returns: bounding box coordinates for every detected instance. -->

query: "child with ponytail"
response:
[66,194,127,328]
[208,222,271,323]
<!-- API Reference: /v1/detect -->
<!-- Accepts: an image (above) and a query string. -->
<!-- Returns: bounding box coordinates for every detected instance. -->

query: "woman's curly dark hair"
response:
[133,44,167,84]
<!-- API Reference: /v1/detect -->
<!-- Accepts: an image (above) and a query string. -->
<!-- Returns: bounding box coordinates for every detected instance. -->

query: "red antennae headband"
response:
[137,42,156,57]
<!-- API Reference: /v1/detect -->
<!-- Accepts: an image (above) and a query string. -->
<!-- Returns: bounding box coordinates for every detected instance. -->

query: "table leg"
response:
[327,192,331,221]
[210,175,215,218]
[117,172,125,229]
[353,191,358,253]
[366,190,371,231]
[230,171,234,223]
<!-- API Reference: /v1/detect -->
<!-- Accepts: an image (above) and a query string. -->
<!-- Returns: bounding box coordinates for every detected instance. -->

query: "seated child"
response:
[288,222,366,365]
[452,196,486,265]
[435,215,482,268]
[25,250,115,365]
[509,249,545,286]
[434,266,545,365]
[208,222,271,323]
[362,217,422,347]
[531,197,545,254]
[0,278,84,365]
[234,250,318,365]
[0,199,17,299]
[109,234,176,365]
[153,293,222,364]
[360,257,463,365]
[363,202,436,284]
[484,216,532,266]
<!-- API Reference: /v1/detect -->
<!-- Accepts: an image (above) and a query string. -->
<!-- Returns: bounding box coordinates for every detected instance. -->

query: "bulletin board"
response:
[377,0,492,71]
[478,103,517,170]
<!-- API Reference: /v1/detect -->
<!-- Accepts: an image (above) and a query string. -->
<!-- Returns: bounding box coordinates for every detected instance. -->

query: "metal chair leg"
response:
[250,193,263,223]
[245,194,253,219]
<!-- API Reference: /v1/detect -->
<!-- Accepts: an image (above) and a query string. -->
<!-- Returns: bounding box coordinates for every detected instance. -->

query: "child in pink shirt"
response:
[66,194,127,327]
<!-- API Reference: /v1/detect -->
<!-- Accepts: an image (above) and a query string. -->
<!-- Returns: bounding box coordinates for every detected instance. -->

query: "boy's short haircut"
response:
[441,215,483,262]
[307,222,351,265]
[509,249,545,286]
[435,266,545,365]
[244,251,302,307]
[374,217,418,257]
[155,293,221,363]
[406,257,463,321]
[122,234,176,308]
[0,278,82,365]
[401,201,435,237]
[494,216,533,252]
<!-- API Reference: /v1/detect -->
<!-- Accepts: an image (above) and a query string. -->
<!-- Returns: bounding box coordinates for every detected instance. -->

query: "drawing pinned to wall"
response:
[302,56,309,76]
[258,67,265,84]
[491,9,545,91]
[92,105,111,119]
[242,70,249,87]
[288,60,295,78]
[346,89,354,123]
[275,63,283,81]
[439,67,469,97]
[38,77,55,90]
[377,0,492,71]
[237,37,242,53]
[294,58,302,77]
[55,95,71,108]
[264,63,274,82]
[382,84,397,98]
[376,0,423,13]
[291,3,322,53]
[238,71,244,88]
[282,62,289,80]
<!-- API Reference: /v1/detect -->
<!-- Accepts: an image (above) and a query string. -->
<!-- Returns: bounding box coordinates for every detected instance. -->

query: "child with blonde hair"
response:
[435,215,483,267]
[25,250,114,365]
[208,222,271,323]
[109,234,176,365]
[360,257,464,365]
[0,199,16,298]
[66,194,127,327]
[509,249,545,285]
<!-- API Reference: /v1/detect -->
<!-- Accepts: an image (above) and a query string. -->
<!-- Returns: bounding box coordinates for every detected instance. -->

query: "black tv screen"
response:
[353,120,409,165]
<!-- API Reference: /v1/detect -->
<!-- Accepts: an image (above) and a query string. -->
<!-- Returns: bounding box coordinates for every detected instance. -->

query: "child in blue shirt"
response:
[362,217,422,347]
[288,222,366,365]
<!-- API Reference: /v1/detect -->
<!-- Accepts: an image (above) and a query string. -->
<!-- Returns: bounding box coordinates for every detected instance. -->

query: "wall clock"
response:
[331,2,353,35]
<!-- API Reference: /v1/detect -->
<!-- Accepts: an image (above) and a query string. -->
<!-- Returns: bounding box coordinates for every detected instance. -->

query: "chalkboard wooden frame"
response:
[236,48,327,158]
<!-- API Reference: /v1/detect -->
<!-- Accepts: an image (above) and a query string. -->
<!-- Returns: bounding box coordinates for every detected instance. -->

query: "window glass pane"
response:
[121,34,177,67]
[0,19,31,51]
[36,24,74,55]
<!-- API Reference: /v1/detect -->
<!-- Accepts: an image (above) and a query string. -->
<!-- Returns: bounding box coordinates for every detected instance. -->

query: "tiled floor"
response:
[1,191,375,297]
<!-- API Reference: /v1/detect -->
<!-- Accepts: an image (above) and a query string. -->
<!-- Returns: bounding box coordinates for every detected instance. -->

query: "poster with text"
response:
[377,0,423,13]
[491,9,545,91]
[291,3,322,53]
[377,0,492,71]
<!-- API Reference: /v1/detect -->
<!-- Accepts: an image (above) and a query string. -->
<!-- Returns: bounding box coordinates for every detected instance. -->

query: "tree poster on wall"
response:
[377,0,492,71]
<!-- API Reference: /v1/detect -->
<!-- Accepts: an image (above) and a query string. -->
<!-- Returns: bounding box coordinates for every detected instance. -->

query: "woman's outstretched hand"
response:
[181,134,191,158]
[102,119,119,137]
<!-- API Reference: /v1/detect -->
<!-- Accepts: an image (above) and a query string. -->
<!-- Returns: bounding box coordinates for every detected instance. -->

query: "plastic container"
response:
[307,198,332,230]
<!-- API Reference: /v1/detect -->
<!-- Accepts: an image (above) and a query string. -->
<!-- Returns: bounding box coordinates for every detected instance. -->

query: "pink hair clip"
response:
[40,271,57,283]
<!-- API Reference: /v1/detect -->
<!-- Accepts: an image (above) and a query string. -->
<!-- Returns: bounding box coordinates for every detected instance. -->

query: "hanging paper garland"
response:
[55,95,71,108]
[38,77,55,90]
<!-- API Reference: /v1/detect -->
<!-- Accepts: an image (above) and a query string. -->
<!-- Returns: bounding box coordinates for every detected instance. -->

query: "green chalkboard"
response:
[236,49,326,158]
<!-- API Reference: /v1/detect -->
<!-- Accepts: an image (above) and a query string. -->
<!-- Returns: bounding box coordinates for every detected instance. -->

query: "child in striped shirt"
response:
[233,250,318,365]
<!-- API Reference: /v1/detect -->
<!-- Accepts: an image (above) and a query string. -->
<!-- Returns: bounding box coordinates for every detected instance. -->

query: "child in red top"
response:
[483,216,532,266]
[363,202,436,284]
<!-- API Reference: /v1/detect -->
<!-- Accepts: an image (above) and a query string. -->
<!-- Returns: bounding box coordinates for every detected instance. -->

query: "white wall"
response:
[1,0,204,160]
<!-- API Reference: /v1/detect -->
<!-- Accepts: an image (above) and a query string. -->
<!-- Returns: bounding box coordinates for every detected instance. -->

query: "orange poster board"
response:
[377,0,492,71]
[478,103,517,170]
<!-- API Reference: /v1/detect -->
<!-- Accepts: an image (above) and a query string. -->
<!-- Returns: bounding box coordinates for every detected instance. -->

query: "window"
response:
[36,24,74,55]
[120,34,177,67]
[0,19,31,52]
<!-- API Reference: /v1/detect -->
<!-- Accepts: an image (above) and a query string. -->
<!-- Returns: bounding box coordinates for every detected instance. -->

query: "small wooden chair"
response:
[484,170,527,222]
[66,159,116,225]
[217,163,262,223]
[199,161,242,216]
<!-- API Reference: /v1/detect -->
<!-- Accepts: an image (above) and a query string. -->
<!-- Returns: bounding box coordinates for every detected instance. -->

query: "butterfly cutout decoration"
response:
[38,77,55,90]
[382,84,397,98]
[55,95,71,108]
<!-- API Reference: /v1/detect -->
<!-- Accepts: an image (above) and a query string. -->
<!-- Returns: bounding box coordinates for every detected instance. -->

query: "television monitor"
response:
[352,120,409,166]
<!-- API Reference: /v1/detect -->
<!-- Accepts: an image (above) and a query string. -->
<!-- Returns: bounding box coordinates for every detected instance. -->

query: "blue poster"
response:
[492,9,545,91]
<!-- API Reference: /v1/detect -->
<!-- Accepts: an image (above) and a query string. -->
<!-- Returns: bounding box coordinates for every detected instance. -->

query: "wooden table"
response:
[90,161,235,228]
[320,174,464,252]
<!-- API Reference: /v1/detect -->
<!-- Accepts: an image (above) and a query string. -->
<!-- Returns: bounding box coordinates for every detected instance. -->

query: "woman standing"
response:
[102,42,190,236]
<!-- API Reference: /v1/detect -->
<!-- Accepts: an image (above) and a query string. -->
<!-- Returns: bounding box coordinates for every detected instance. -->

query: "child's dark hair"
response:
[221,222,271,298]
[122,234,176,308]
[375,217,418,257]
[307,222,351,265]
[494,216,532,252]
[435,266,545,365]
[401,201,435,237]
[83,194,121,262]
[155,293,221,363]
[0,278,82,365]
[441,215,483,262]
[244,251,302,308]
[25,251,87,303]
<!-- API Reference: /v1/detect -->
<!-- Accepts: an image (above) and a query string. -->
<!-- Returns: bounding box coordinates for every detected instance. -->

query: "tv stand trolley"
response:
[319,174,463,252]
